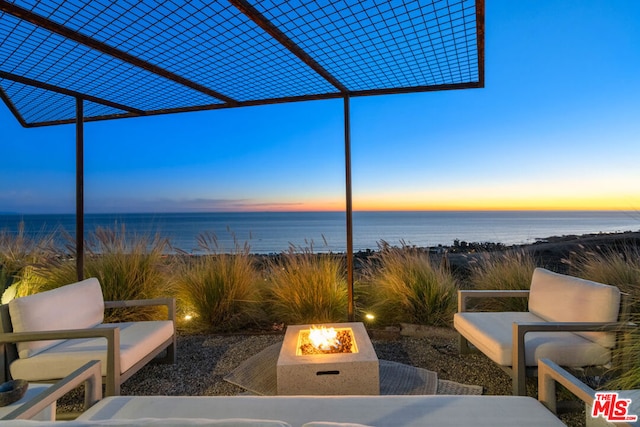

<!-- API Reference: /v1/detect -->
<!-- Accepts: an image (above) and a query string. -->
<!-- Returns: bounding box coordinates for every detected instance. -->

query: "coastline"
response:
[2,210,638,255]
[442,230,640,276]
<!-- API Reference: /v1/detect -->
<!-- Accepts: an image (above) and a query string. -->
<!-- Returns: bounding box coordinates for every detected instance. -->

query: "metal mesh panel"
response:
[253,0,479,91]
[0,10,224,112]
[0,0,482,126]
[1,78,126,123]
[8,0,338,101]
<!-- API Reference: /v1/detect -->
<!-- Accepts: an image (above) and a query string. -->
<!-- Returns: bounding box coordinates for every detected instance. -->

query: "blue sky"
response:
[2,0,640,214]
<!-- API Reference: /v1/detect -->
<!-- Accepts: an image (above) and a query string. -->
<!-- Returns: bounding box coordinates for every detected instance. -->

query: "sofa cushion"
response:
[76,395,566,427]
[528,268,620,347]
[303,423,374,427]
[9,278,105,358]
[2,419,292,426]
[454,311,612,367]
[10,320,174,380]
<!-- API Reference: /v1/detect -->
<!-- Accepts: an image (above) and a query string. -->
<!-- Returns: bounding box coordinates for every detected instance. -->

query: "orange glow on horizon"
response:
[247,194,639,212]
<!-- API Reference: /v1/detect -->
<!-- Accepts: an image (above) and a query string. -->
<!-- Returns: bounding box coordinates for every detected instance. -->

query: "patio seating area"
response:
[0,269,635,426]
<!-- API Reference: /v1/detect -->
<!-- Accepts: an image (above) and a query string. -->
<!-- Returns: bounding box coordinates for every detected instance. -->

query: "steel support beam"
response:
[476,0,486,88]
[344,95,354,322]
[228,0,348,94]
[0,85,28,127]
[0,71,144,115]
[76,98,84,281]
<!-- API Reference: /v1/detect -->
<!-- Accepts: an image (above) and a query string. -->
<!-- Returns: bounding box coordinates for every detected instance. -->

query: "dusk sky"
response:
[1,0,640,214]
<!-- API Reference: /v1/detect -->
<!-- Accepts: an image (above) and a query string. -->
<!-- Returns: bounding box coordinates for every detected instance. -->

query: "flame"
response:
[308,326,340,351]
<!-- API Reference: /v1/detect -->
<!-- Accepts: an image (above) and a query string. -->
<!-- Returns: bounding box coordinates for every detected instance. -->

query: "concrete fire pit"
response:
[277,322,379,395]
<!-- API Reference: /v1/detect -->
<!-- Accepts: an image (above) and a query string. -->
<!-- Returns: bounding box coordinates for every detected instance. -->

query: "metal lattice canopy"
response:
[0,0,484,127]
[0,0,484,320]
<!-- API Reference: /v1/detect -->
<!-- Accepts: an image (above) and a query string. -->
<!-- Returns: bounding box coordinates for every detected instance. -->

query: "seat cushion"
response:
[528,268,620,348]
[9,278,105,358]
[9,320,174,381]
[3,419,293,426]
[77,395,566,426]
[454,311,612,367]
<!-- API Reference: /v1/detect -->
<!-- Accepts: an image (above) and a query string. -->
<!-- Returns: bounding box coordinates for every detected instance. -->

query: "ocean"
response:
[0,211,638,254]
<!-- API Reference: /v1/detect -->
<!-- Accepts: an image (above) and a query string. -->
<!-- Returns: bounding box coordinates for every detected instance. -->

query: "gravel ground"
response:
[58,326,585,426]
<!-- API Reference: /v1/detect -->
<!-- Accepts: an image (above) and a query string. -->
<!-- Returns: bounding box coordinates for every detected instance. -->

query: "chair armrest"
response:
[538,358,595,415]
[0,326,119,344]
[511,321,635,395]
[105,297,176,321]
[514,321,629,335]
[513,321,632,367]
[1,360,103,420]
[0,327,120,395]
[457,289,530,312]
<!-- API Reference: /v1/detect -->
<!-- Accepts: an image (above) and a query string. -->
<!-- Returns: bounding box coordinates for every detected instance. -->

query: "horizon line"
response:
[2,208,638,216]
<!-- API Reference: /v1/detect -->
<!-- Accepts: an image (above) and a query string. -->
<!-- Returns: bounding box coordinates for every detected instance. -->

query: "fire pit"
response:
[277,322,379,395]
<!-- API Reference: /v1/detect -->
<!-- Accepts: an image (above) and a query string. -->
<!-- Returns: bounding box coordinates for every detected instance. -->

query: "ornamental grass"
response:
[362,241,458,327]
[563,244,640,314]
[174,232,263,332]
[264,243,348,325]
[11,225,170,322]
[0,221,56,294]
[467,249,537,312]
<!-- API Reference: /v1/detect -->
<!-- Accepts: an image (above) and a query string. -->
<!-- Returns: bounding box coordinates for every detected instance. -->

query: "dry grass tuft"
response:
[174,232,263,331]
[467,249,537,312]
[362,241,458,327]
[0,221,56,294]
[13,225,170,322]
[264,243,348,325]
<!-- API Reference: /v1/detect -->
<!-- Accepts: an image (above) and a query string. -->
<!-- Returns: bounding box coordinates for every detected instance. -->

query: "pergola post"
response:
[76,97,84,281]
[344,95,354,322]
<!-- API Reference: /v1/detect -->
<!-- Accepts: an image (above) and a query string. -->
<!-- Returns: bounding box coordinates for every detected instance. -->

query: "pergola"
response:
[0,0,484,320]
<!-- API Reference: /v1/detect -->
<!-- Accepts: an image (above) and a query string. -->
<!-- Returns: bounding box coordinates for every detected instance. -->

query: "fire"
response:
[308,326,340,351]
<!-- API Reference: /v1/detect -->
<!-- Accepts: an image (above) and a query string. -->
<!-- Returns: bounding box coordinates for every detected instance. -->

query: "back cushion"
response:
[528,268,620,347]
[9,278,105,358]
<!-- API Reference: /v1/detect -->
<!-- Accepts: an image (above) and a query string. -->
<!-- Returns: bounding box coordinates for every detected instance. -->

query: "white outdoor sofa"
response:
[5,358,633,426]
[454,267,629,395]
[0,278,176,396]
[0,360,574,427]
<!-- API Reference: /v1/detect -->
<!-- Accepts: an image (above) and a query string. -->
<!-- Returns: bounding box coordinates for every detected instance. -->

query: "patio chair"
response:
[0,278,176,396]
[454,267,632,395]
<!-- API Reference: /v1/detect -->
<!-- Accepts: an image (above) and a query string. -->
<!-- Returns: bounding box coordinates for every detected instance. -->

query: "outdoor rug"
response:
[224,342,482,396]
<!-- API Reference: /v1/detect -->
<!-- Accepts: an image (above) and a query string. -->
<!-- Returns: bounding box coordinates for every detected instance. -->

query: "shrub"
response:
[1,265,48,304]
[16,225,170,322]
[468,249,537,312]
[174,232,262,331]
[607,324,640,390]
[0,221,56,293]
[362,241,458,327]
[264,244,348,325]
[563,244,640,314]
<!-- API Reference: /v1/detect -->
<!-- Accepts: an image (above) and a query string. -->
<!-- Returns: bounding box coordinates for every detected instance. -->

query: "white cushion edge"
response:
[303,423,375,427]
[0,418,292,427]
